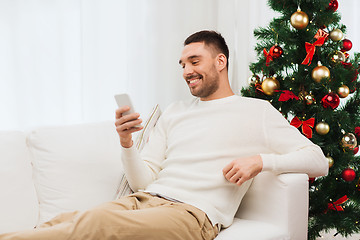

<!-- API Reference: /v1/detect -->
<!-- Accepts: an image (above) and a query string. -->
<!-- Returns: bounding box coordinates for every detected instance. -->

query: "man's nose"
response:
[183,65,194,77]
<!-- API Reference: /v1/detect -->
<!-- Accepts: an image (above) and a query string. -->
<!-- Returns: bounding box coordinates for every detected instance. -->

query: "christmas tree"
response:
[241,0,360,239]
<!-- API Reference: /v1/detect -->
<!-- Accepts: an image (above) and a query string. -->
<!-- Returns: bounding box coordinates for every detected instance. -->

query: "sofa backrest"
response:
[27,121,123,225]
[0,131,39,233]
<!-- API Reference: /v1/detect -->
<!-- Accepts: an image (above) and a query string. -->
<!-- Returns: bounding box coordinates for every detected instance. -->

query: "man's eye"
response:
[192,61,199,65]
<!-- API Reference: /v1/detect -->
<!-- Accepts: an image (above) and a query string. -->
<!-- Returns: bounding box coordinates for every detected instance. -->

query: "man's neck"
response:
[200,91,235,101]
[200,77,234,101]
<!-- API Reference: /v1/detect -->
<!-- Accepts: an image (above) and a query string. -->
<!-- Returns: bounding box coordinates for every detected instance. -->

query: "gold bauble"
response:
[311,65,330,83]
[338,85,350,98]
[315,122,330,135]
[329,29,343,41]
[330,51,346,64]
[341,133,357,150]
[327,156,334,168]
[261,77,280,96]
[290,10,309,30]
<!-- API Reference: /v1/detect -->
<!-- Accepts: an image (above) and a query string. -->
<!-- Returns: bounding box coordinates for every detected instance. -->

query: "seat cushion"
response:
[0,131,39,233]
[215,218,289,240]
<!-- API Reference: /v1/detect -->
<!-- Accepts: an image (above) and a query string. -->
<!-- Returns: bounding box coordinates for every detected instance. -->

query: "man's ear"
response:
[216,54,227,72]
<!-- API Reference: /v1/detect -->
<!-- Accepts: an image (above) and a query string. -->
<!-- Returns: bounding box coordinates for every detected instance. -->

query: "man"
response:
[0,30,328,240]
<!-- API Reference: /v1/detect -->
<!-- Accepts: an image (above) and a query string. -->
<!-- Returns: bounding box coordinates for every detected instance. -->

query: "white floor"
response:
[317,229,360,240]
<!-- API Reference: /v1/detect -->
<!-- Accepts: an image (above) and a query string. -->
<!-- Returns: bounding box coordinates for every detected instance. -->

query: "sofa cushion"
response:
[0,131,39,233]
[215,218,289,240]
[27,121,123,225]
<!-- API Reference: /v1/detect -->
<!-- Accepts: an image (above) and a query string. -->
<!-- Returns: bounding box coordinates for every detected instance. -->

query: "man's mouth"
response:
[187,75,202,87]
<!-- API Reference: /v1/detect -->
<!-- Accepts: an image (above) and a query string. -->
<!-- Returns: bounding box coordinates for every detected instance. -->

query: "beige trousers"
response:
[0,192,218,240]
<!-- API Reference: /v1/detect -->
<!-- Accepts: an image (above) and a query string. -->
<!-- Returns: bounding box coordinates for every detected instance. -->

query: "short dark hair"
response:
[184,30,229,69]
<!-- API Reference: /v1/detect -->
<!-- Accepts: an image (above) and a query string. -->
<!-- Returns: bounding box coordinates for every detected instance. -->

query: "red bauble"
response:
[271,45,283,59]
[354,146,359,155]
[321,92,340,109]
[342,168,356,182]
[342,39,353,52]
[327,0,338,12]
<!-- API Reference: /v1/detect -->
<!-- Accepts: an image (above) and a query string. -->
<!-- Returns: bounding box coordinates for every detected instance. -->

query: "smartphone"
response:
[114,93,136,116]
[114,93,141,127]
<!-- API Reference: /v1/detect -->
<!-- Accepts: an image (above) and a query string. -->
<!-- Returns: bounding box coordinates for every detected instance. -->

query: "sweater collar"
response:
[197,95,239,106]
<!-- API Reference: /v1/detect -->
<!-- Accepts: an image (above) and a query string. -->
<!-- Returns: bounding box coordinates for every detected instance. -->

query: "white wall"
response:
[0,0,83,129]
[0,0,359,130]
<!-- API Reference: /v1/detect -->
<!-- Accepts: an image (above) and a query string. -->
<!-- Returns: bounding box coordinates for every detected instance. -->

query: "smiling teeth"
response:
[190,79,199,84]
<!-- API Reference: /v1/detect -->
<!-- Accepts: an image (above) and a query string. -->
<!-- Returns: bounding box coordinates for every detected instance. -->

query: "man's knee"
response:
[78,208,110,225]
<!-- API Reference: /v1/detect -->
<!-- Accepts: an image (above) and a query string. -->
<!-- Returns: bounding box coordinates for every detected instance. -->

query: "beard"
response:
[187,65,220,99]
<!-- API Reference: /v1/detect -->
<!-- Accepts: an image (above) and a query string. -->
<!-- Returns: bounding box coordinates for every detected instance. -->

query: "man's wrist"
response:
[121,139,133,148]
[256,154,263,172]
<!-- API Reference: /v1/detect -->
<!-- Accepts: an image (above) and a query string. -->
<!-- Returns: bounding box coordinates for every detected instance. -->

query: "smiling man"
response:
[0,30,328,240]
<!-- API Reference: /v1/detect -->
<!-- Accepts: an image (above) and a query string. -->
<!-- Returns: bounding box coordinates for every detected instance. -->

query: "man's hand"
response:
[222,155,263,186]
[115,106,143,148]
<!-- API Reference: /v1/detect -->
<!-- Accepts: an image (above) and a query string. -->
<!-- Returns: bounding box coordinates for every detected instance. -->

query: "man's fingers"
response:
[116,119,143,132]
[115,106,130,119]
[223,162,240,183]
[115,112,141,127]
[121,125,144,135]
[224,166,243,184]
[236,177,246,186]
[115,109,121,119]
[225,168,235,181]
[223,160,252,185]
[222,162,233,176]
[229,171,242,183]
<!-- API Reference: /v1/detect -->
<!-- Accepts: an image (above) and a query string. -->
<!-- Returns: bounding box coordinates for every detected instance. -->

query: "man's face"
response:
[179,42,220,100]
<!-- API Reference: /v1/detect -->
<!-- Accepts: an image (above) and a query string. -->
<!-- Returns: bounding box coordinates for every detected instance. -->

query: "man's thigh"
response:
[77,192,217,240]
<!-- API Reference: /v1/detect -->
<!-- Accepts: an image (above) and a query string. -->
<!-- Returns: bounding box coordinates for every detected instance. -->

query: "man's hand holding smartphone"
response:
[114,94,143,148]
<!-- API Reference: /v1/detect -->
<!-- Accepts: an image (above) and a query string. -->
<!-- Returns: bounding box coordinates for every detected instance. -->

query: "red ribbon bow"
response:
[302,29,329,66]
[278,90,299,101]
[327,195,349,212]
[290,117,315,138]
[355,127,360,137]
[342,62,352,69]
[263,48,274,66]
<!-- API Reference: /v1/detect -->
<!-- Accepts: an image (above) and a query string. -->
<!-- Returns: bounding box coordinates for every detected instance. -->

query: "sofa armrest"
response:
[235,172,309,240]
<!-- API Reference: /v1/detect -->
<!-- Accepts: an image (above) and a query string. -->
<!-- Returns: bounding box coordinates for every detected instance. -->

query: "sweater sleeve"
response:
[260,102,329,178]
[121,112,168,192]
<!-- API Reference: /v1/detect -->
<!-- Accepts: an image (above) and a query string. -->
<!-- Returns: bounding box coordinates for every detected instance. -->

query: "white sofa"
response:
[0,121,309,240]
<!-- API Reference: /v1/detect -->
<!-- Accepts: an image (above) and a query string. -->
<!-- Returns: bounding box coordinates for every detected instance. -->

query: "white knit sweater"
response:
[121,95,328,228]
